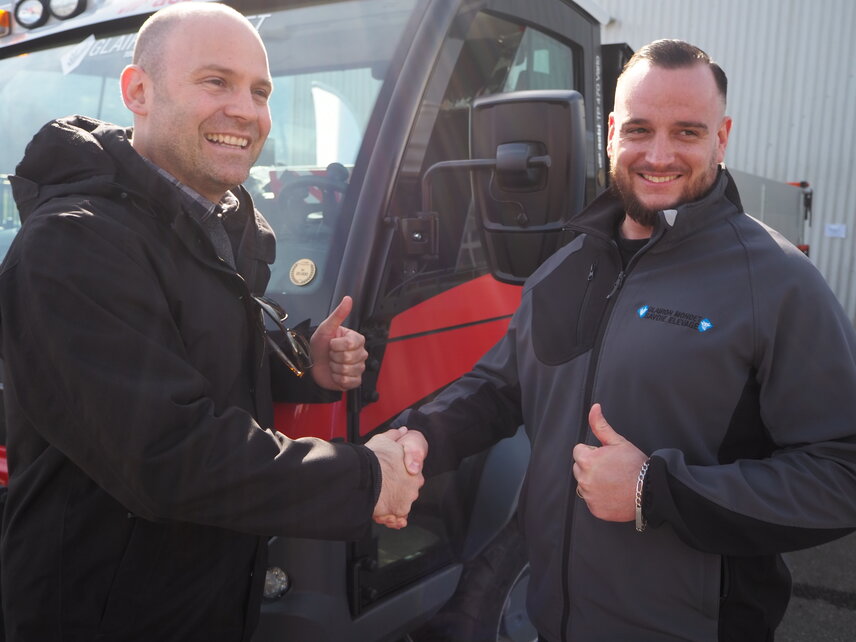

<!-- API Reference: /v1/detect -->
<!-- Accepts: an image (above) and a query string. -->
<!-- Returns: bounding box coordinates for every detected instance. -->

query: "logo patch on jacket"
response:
[637,305,714,332]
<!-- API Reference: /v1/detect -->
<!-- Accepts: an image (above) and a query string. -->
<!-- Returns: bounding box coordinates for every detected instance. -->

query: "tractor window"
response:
[0,0,417,328]
[377,12,577,315]
[505,26,577,92]
[359,8,577,610]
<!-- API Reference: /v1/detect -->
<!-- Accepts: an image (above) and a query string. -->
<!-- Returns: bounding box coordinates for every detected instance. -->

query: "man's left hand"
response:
[572,403,648,522]
[310,295,368,390]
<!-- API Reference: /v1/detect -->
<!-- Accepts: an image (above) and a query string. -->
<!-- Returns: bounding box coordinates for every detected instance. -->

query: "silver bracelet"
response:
[635,459,651,532]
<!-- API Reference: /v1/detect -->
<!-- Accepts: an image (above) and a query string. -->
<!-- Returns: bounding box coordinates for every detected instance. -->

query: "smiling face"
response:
[122,8,272,202]
[607,60,731,236]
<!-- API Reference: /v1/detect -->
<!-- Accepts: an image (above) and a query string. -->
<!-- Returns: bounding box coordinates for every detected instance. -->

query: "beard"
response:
[609,160,721,228]
[608,177,660,228]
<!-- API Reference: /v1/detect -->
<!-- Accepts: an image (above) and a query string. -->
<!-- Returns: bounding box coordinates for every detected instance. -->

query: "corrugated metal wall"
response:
[598,0,856,323]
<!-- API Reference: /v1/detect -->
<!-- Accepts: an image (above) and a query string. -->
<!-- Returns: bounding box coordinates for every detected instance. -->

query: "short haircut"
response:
[621,39,728,104]
[133,3,250,81]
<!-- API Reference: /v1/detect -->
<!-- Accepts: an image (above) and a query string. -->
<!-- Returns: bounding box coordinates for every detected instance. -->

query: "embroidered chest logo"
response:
[637,305,714,333]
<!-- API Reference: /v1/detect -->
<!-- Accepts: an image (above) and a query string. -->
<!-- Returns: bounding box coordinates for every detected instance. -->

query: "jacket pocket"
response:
[96,515,167,638]
[720,555,731,603]
[701,552,723,620]
[531,242,618,365]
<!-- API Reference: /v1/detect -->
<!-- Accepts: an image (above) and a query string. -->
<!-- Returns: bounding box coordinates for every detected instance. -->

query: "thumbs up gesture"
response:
[309,296,368,391]
[571,403,648,522]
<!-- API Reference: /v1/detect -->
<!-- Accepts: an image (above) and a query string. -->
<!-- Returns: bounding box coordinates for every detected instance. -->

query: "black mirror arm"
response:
[420,158,496,212]
[420,154,551,212]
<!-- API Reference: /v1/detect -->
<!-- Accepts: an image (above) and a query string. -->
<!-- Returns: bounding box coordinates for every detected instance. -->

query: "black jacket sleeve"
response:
[644,252,856,555]
[0,207,376,540]
[393,315,523,476]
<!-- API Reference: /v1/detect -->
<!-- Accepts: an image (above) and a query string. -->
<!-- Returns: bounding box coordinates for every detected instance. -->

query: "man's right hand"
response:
[365,427,426,529]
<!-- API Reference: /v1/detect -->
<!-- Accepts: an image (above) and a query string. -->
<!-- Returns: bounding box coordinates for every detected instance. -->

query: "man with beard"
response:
[394,40,856,641]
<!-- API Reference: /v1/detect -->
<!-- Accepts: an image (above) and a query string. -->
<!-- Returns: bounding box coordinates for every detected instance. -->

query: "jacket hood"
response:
[11,114,276,268]
[11,115,177,223]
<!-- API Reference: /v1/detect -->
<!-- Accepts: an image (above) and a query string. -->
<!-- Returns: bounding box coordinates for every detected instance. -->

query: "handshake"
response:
[365,427,428,529]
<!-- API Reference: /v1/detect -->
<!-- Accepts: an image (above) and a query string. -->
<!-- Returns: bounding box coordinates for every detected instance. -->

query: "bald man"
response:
[0,5,421,640]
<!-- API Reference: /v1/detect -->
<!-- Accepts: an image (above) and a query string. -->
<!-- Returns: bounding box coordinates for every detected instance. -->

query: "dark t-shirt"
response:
[616,233,648,268]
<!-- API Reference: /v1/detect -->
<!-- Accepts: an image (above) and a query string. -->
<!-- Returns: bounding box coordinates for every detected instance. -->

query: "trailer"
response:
[729,168,812,255]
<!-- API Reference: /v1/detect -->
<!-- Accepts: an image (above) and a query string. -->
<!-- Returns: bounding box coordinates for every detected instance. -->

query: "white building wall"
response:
[597,0,856,322]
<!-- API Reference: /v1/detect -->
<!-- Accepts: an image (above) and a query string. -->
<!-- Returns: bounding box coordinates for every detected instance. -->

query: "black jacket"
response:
[0,116,377,641]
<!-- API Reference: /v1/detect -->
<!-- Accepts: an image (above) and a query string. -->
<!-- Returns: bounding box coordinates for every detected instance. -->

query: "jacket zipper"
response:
[606,270,625,299]
[559,230,661,642]
[184,214,264,416]
[575,261,598,345]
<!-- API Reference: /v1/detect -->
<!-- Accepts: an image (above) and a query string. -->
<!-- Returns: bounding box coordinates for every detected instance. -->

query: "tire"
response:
[411,518,537,642]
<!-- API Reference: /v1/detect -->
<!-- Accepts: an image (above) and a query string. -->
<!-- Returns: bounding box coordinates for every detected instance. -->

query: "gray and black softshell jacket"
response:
[396,169,856,641]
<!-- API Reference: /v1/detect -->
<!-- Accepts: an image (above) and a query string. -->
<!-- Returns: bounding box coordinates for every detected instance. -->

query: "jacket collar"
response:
[568,167,744,250]
[101,125,275,267]
[12,115,276,269]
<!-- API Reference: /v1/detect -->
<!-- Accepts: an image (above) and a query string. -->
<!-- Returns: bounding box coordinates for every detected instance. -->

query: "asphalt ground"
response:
[777,531,856,641]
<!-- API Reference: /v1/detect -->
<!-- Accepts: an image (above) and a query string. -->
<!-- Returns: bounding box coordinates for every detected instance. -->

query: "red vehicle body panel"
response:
[385,274,520,339]
[0,446,7,486]
[276,274,521,440]
[274,399,348,441]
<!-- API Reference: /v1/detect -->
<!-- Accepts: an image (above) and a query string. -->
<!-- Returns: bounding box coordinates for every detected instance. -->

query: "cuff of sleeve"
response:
[391,411,438,477]
[642,455,667,529]
[369,449,382,506]
[346,443,382,506]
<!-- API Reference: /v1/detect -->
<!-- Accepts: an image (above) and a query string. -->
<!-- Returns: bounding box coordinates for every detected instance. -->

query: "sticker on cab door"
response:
[289,259,317,286]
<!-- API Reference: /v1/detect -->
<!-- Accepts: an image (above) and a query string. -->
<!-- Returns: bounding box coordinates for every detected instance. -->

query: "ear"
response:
[120,64,150,116]
[606,112,616,159]
[715,116,732,164]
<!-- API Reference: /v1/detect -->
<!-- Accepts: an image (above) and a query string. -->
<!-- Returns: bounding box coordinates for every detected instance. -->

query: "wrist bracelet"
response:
[635,459,651,532]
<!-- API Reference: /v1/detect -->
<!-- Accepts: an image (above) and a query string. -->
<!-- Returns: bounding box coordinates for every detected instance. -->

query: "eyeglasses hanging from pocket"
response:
[252,295,313,377]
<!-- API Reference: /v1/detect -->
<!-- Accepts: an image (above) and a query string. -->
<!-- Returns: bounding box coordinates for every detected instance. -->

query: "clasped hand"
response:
[365,427,428,529]
[307,298,427,528]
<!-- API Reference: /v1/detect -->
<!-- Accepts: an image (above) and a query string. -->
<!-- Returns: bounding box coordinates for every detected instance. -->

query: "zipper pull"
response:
[606,271,625,299]
[587,262,596,281]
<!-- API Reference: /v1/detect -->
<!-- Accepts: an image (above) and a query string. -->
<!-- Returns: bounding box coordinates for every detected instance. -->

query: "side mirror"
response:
[471,90,586,284]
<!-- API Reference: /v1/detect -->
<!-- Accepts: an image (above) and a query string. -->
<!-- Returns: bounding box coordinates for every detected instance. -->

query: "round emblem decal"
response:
[289,259,317,286]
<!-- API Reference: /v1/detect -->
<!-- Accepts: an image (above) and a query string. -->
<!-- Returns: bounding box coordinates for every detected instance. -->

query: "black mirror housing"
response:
[471,90,586,284]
